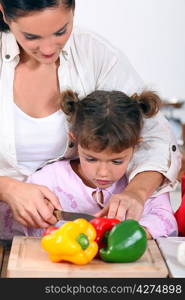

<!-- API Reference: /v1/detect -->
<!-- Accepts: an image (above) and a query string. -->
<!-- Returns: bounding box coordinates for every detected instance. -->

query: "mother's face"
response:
[2,6,74,64]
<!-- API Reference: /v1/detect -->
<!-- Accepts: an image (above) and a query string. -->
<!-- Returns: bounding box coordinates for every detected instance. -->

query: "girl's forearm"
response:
[124,171,164,204]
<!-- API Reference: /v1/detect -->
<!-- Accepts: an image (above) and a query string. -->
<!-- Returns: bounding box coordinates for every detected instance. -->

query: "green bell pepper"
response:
[99,219,147,262]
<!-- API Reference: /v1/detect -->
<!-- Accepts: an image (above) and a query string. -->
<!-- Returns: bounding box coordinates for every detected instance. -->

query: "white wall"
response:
[75,0,185,101]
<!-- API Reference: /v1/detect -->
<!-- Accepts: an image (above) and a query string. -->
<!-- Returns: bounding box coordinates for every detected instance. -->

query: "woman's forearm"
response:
[0,176,18,203]
[124,171,164,204]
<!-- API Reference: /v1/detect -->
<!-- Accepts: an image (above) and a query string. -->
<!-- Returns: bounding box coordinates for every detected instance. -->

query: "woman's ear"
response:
[0,4,8,24]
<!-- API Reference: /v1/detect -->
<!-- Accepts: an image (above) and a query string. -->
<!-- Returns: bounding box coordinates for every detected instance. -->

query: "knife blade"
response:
[53,209,95,221]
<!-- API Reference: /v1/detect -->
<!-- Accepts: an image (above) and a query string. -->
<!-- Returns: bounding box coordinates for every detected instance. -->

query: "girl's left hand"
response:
[94,191,144,221]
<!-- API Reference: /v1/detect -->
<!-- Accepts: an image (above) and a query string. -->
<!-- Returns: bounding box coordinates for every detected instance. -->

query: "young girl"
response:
[24,89,178,239]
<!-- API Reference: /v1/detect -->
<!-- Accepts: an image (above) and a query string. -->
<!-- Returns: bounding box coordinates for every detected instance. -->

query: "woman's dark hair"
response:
[60,89,161,153]
[0,0,75,32]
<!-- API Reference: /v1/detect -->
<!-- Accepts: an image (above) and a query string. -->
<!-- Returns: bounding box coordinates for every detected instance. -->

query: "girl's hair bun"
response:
[131,90,161,117]
[60,90,79,115]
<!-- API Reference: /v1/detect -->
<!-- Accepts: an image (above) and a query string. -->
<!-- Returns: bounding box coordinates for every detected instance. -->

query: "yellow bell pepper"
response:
[41,218,98,265]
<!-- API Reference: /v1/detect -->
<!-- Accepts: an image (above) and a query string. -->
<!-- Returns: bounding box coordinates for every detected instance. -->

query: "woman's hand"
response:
[95,192,153,239]
[95,171,164,221]
[95,190,144,221]
[0,177,61,228]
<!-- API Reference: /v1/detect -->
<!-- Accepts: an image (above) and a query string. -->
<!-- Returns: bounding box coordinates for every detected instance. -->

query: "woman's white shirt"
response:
[13,103,68,173]
[0,27,181,195]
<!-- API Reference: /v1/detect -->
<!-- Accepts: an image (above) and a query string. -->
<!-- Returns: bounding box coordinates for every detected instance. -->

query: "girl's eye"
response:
[112,160,123,165]
[55,29,67,36]
[85,157,96,162]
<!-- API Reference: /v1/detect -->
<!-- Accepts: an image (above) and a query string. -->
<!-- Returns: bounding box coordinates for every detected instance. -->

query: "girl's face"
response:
[3,6,74,64]
[78,145,134,189]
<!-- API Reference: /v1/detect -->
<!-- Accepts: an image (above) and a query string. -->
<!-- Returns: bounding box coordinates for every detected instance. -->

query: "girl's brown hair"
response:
[60,89,161,153]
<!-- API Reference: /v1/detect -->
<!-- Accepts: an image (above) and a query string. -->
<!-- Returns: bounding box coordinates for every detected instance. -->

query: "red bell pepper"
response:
[90,217,120,254]
[174,172,185,236]
[42,226,58,236]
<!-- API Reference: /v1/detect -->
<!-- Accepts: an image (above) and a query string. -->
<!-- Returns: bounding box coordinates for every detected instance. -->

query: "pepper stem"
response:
[76,233,89,250]
[102,230,110,244]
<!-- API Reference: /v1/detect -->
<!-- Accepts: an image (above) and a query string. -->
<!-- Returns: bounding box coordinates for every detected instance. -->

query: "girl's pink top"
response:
[0,160,178,239]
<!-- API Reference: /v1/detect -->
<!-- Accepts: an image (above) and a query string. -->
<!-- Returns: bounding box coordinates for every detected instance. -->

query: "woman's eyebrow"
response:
[22,23,68,37]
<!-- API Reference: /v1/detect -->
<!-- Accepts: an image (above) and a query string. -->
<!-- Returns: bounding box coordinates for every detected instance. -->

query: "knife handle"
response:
[53,209,62,221]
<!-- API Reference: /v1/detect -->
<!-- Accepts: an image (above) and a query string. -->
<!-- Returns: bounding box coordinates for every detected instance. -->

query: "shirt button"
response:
[5,54,11,59]
[172,145,176,152]
[62,50,68,60]
[63,50,68,56]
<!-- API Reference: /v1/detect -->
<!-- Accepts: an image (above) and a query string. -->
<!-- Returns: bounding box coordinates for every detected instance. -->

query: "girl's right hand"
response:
[1,177,61,228]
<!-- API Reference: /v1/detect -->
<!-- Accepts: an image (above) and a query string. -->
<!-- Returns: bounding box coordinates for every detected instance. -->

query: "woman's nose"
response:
[39,39,56,55]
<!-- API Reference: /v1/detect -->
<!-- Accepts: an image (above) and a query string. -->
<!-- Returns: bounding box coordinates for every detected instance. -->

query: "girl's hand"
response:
[1,177,61,228]
[95,191,144,221]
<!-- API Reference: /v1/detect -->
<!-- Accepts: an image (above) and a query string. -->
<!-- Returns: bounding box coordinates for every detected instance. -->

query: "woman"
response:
[0,0,181,240]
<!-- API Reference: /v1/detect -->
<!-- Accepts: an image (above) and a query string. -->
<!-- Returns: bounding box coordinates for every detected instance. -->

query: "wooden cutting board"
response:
[6,236,169,278]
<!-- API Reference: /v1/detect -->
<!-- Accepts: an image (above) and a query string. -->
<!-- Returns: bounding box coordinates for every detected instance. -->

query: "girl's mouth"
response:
[96,179,112,186]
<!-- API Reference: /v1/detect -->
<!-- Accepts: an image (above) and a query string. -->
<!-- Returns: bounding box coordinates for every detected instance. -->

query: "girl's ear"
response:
[68,131,76,148]
[138,137,144,143]
[68,131,76,141]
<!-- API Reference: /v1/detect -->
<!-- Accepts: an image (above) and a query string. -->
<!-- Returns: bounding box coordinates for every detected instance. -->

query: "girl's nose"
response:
[97,163,109,177]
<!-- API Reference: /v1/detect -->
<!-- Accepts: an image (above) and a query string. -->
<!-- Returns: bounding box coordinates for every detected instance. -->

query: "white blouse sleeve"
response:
[95,46,144,96]
[0,33,2,73]
[127,112,181,195]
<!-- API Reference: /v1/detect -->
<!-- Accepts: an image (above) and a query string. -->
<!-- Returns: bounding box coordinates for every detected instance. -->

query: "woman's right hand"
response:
[0,177,62,228]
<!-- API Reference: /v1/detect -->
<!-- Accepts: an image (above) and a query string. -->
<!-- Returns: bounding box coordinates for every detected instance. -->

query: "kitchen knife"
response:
[53,209,95,221]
